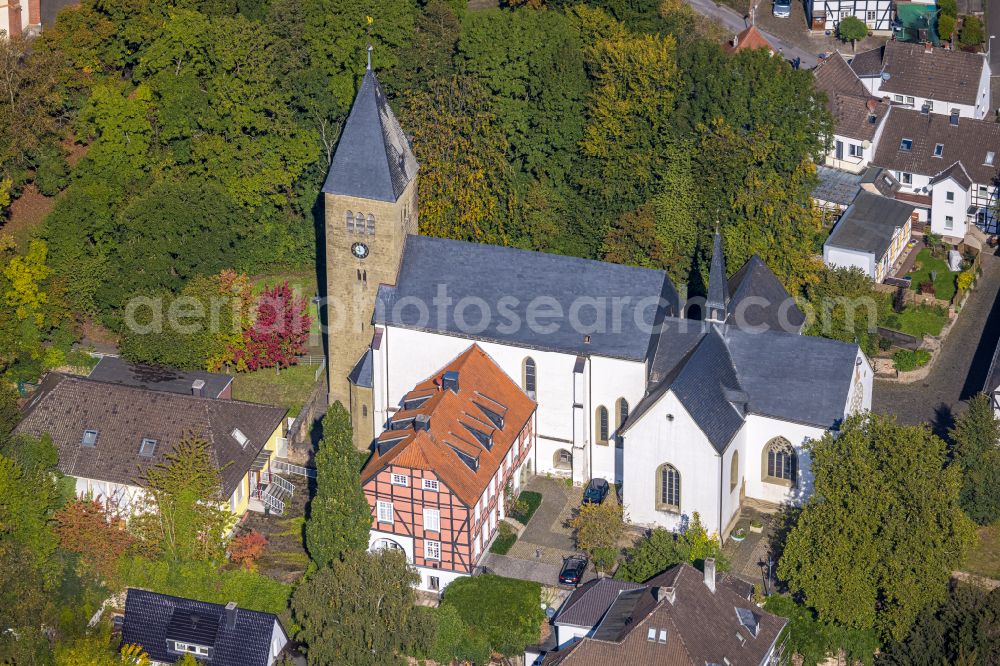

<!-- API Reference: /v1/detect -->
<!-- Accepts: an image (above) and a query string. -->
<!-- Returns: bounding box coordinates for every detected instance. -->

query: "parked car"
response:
[559,556,588,586]
[773,0,790,17]
[582,478,609,505]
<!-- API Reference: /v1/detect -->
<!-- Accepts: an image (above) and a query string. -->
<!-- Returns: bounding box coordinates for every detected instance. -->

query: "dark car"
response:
[559,556,588,586]
[582,478,609,505]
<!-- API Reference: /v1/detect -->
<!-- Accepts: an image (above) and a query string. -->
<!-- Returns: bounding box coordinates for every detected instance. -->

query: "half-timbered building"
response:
[807,0,892,33]
[360,345,536,592]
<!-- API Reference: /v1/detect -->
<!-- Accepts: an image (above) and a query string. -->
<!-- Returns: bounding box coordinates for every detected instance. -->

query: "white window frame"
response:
[894,94,904,103]
[905,96,915,105]
[390,473,408,487]
[377,501,394,524]
[848,143,863,158]
[422,479,439,491]
[424,539,441,560]
[424,508,440,532]
[946,191,955,203]
[945,216,954,230]
[174,642,210,657]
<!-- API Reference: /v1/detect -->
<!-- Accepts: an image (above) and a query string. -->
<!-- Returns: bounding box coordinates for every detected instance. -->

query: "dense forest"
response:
[0,0,831,378]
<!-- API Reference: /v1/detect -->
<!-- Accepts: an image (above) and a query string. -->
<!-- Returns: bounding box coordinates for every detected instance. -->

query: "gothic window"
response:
[596,406,609,445]
[616,398,629,448]
[730,451,739,492]
[763,437,797,486]
[355,212,365,233]
[656,464,680,512]
[523,357,536,397]
[367,213,376,235]
[346,210,355,232]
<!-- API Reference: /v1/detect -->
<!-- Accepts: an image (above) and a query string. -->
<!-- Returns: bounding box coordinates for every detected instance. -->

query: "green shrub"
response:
[838,16,869,43]
[939,14,957,41]
[959,14,984,46]
[489,521,517,554]
[510,490,542,523]
[441,575,545,657]
[33,147,69,196]
[764,596,879,666]
[592,547,619,572]
[892,349,931,372]
[877,336,892,352]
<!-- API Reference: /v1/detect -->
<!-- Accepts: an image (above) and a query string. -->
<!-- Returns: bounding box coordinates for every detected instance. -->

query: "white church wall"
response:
[585,355,647,484]
[621,391,723,534]
[741,415,824,505]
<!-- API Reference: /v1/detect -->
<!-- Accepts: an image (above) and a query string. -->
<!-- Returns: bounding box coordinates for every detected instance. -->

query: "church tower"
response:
[323,53,419,448]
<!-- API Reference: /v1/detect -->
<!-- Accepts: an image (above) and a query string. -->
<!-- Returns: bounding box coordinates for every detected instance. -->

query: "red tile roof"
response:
[723,25,776,54]
[360,344,536,506]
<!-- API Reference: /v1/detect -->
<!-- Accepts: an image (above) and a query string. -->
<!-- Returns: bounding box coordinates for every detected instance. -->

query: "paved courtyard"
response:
[874,252,1000,435]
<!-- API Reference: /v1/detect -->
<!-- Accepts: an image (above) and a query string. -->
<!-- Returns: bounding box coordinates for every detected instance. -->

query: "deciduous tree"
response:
[778,413,976,641]
[440,574,546,658]
[234,282,311,371]
[569,499,625,570]
[305,402,371,567]
[950,392,1000,525]
[54,498,134,583]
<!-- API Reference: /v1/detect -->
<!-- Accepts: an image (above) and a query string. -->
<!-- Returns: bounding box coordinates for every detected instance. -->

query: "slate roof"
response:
[348,348,374,388]
[726,256,806,332]
[813,165,863,206]
[813,51,888,141]
[360,345,536,506]
[705,232,728,318]
[555,578,644,628]
[88,355,233,399]
[871,107,1000,184]
[848,46,884,77]
[15,374,287,496]
[542,564,786,666]
[825,190,915,258]
[321,69,418,202]
[121,589,286,666]
[875,41,987,106]
[860,166,901,197]
[722,25,776,54]
[374,236,680,361]
[929,160,973,189]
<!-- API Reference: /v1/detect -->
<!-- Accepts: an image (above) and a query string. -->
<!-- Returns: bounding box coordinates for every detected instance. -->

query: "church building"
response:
[323,64,872,587]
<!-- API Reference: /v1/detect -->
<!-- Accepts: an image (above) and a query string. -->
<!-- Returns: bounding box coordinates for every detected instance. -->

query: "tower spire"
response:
[367,44,373,71]
[705,226,728,324]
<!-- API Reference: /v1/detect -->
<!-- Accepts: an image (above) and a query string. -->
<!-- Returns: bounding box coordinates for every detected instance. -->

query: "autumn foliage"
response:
[54,498,134,582]
[228,529,268,570]
[232,282,311,371]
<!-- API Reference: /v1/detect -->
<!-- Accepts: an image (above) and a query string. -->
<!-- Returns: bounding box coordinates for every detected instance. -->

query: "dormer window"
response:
[735,607,759,637]
[899,138,913,151]
[933,144,944,157]
[139,438,157,457]
[173,641,210,657]
[231,428,249,448]
[82,429,98,447]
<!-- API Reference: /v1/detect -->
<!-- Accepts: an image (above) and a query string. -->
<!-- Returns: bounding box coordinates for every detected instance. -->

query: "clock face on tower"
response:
[351,242,369,259]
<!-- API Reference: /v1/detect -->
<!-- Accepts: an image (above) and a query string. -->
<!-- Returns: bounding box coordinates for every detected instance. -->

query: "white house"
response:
[807,0,893,32]
[824,190,914,281]
[850,41,991,120]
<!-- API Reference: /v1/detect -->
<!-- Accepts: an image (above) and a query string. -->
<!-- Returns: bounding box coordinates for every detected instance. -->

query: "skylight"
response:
[646,627,656,641]
[81,429,98,447]
[231,428,249,448]
[899,138,913,151]
[139,438,157,457]
[987,151,996,166]
[933,144,944,157]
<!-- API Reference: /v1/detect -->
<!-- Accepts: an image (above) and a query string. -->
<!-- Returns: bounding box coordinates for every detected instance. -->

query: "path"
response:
[685,0,819,66]
[873,252,1000,435]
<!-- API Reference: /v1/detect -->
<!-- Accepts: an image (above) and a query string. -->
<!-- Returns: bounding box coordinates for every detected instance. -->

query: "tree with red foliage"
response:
[233,282,311,371]
[54,498,134,583]
[228,529,268,571]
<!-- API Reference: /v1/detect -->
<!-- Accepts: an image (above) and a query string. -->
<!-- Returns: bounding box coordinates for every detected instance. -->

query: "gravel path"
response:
[873,252,1000,436]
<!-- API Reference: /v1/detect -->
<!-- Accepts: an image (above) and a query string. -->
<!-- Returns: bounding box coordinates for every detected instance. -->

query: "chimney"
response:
[224,601,238,630]
[704,558,716,593]
[657,586,677,604]
[442,370,459,393]
[924,41,933,54]
[732,33,739,47]
[191,379,206,397]
[414,413,431,431]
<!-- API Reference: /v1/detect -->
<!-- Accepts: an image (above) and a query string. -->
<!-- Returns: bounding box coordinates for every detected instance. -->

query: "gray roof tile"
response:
[322,70,418,202]
[878,41,986,106]
[348,348,374,388]
[825,190,914,258]
[556,578,644,628]
[726,256,806,332]
[88,356,232,399]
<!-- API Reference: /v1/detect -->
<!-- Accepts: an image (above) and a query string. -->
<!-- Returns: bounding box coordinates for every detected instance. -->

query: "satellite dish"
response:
[881,72,892,81]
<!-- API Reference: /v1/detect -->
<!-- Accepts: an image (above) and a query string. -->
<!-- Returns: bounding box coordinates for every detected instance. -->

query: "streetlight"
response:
[989,34,996,61]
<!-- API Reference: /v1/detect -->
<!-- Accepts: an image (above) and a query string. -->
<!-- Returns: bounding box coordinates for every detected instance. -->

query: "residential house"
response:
[823,190,915,281]
[723,25,777,56]
[526,560,787,666]
[870,107,1000,237]
[813,165,864,211]
[360,345,536,592]
[850,41,991,120]
[14,373,289,517]
[813,52,890,173]
[119,589,289,666]
[2,0,76,38]
[807,0,892,32]
[88,355,234,399]
[326,66,871,551]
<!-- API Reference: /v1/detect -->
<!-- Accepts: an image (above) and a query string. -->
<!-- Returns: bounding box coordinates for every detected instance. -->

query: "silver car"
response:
[773,0,791,17]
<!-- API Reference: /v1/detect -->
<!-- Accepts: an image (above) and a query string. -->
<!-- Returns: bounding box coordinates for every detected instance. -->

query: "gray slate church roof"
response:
[322,68,418,202]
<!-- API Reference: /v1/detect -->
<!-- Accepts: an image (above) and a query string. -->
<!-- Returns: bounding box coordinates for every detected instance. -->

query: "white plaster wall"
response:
[267,621,289,666]
[824,243,876,278]
[741,416,825,505]
[929,178,971,237]
[415,565,466,592]
[555,624,591,649]
[588,354,647,484]
[622,391,724,534]
[76,477,148,515]
[975,59,991,119]
[826,133,875,173]
[368,529,415,563]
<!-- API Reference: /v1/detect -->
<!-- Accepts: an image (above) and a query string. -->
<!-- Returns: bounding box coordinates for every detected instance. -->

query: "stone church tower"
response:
[322,58,418,449]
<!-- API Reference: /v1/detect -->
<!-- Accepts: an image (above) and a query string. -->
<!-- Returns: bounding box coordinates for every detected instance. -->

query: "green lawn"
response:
[231,363,319,416]
[490,523,517,554]
[965,523,1000,580]
[892,304,949,338]
[511,491,542,524]
[907,249,958,301]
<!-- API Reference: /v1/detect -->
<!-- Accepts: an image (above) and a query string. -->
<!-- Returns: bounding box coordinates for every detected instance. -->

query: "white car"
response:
[773,0,791,17]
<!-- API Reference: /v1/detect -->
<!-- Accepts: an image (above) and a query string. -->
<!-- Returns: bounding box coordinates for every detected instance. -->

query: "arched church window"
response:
[596,406,609,445]
[763,437,797,486]
[355,212,365,233]
[523,357,536,397]
[730,451,739,492]
[367,213,376,235]
[615,398,629,447]
[656,464,680,512]
[346,210,355,232]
